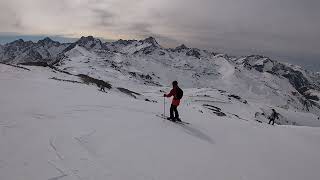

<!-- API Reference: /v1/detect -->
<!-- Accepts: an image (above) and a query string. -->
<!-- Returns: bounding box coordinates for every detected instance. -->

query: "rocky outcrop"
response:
[139,37,160,48]
[186,48,201,59]
[239,55,320,101]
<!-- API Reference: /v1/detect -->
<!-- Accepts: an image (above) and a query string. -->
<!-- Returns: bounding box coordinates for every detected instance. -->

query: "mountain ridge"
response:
[0,36,316,72]
[0,36,319,116]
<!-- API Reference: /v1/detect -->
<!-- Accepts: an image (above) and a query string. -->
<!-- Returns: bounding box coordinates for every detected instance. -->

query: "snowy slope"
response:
[1,63,320,180]
[1,36,320,120]
[55,43,320,119]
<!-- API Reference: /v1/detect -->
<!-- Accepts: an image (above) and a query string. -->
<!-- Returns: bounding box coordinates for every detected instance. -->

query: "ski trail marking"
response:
[71,104,156,115]
[48,174,67,180]
[47,161,67,180]
[74,130,98,157]
[49,138,64,160]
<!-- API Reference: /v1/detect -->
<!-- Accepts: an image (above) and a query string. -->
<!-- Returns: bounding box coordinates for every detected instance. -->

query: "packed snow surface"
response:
[1,64,320,180]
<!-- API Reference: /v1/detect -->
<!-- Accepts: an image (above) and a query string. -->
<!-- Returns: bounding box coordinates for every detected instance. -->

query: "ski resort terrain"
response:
[1,36,320,180]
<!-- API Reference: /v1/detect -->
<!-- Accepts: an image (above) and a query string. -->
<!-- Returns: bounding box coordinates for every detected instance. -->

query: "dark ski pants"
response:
[100,86,105,92]
[268,119,275,125]
[170,104,179,119]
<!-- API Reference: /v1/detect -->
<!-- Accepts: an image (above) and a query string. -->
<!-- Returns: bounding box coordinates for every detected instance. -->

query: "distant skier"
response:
[100,85,106,92]
[268,109,279,125]
[98,80,106,92]
[164,81,183,122]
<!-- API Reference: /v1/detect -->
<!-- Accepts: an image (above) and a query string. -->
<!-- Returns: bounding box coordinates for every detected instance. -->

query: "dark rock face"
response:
[240,55,320,101]
[242,55,272,72]
[159,51,165,56]
[78,74,112,89]
[74,36,102,49]
[37,37,60,47]
[24,49,43,61]
[186,49,201,59]
[20,61,49,67]
[281,71,310,93]
[142,46,157,55]
[304,93,320,101]
[0,37,70,64]
[203,104,226,116]
[113,39,136,46]
[140,37,160,47]
[8,39,26,47]
[133,43,160,55]
[271,63,319,100]
[80,36,95,42]
[63,36,104,53]
[117,87,141,99]
[1,40,33,63]
[174,44,189,52]
[228,94,248,104]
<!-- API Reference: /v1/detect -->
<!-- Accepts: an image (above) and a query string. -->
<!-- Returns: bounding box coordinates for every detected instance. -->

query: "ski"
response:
[156,114,190,125]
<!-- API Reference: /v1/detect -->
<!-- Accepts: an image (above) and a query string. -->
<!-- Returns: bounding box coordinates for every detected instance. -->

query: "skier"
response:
[98,80,106,92]
[100,85,106,92]
[268,109,279,125]
[164,81,183,122]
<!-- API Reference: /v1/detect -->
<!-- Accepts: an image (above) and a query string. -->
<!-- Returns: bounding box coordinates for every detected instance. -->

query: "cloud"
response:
[91,8,115,27]
[0,0,319,70]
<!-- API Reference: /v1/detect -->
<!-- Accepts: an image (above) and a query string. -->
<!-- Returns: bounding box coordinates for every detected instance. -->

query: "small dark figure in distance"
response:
[100,85,106,92]
[164,81,183,122]
[98,80,106,92]
[268,109,279,125]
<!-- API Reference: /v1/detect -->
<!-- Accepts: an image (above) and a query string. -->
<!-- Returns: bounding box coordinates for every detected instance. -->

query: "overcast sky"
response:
[0,0,319,71]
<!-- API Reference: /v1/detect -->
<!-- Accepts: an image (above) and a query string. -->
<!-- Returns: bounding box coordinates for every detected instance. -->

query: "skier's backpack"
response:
[176,88,184,100]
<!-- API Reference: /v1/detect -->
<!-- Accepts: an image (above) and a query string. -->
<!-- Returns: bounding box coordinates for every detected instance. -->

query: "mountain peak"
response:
[186,48,201,59]
[37,37,58,46]
[114,39,137,46]
[246,55,269,60]
[15,39,24,42]
[12,39,24,44]
[141,37,160,47]
[74,36,102,50]
[80,36,95,41]
[76,36,101,44]
[43,37,53,41]
[175,44,188,51]
[6,39,27,47]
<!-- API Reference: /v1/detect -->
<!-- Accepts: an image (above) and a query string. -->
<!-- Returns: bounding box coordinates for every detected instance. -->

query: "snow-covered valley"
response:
[1,36,320,180]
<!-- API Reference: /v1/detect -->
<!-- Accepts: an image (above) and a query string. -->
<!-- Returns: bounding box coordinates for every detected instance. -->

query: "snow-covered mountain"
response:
[1,36,320,121]
[0,37,70,64]
[0,44,3,53]
[1,37,320,180]
[1,62,320,180]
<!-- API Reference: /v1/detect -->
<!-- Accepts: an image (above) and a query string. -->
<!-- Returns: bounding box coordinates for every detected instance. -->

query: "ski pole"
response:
[164,95,166,118]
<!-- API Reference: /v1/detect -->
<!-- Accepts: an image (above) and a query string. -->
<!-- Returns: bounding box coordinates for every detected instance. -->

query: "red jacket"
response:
[165,87,181,106]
